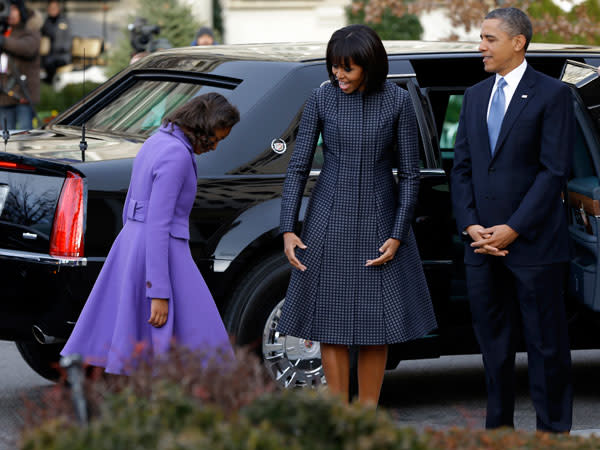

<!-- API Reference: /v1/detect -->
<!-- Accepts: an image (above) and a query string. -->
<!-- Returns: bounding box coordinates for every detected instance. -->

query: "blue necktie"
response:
[487,77,507,155]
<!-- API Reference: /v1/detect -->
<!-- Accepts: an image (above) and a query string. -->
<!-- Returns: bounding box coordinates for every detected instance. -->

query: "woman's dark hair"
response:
[162,93,240,150]
[326,24,388,94]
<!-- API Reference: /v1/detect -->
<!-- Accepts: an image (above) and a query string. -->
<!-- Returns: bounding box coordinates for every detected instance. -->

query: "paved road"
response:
[0,342,52,450]
[381,350,600,433]
[0,342,599,448]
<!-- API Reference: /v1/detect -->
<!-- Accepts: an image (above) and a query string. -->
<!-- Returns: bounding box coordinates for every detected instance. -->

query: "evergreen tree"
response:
[347,0,423,40]
[106,0,201,77]
[213,0,224,40]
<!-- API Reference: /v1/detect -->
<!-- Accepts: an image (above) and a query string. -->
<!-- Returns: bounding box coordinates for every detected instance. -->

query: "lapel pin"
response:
[521,94,528,98]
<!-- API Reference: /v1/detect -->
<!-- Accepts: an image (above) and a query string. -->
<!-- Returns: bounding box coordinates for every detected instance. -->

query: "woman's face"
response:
[331,59,365,94]
[194,127,231,154]
[8,5,20,26]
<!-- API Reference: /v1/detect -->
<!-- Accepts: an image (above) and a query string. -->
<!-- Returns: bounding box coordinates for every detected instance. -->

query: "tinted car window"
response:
[85,80,234,137]
[440,94,463,150]
[313,134,324,169]
[572,121,597,179]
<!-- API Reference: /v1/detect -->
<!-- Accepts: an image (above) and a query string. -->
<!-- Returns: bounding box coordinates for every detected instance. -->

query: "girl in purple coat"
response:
[61,93,240,374]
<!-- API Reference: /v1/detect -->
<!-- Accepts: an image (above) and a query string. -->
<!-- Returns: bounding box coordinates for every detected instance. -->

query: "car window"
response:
[313,134,324,169]
[572,121,597,179]
[84,80,234,137]
[440,94,463,163]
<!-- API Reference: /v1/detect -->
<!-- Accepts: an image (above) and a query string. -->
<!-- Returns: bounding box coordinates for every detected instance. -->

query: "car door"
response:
[401,79,457,330]
[561,60,600,313]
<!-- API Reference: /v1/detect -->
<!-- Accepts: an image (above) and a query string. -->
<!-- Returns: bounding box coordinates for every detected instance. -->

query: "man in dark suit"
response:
[451,7,573,432]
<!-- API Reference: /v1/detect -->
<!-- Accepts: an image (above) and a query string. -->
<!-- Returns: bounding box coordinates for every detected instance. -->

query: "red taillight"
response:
[50,171,85,258]
[0,161,35,171]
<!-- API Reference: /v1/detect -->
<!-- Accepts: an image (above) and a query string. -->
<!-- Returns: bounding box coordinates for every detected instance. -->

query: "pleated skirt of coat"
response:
[61,221,232,374]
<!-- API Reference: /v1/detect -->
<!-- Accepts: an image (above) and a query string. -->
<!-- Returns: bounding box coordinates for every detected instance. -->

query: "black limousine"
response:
[1,42,600,388]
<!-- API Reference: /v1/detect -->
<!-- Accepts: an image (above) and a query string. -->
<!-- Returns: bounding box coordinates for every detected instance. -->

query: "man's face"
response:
[47,1,60,18]
[196,34,214,46]
[479,18,525,76]
[8,5,20,26]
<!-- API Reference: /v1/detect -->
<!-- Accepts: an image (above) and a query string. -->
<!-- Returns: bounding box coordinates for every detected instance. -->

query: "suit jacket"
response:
[122,124,198,299]
[451,64,574,266]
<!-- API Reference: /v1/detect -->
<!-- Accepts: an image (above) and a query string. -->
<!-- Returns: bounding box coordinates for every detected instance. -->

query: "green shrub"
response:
[18,342,600,450]
[37,82,103,125]
[242,390,427,450]
[106,0,202,77]
[21,383,290,450]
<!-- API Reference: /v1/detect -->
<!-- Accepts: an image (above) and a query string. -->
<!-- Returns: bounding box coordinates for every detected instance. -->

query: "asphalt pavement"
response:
[381,350,600,434]
[0,342,52,449]
[0,342,599,449]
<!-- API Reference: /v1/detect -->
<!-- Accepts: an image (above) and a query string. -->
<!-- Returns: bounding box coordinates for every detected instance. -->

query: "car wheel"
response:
[225,252,326,389]
[15,340,61,381]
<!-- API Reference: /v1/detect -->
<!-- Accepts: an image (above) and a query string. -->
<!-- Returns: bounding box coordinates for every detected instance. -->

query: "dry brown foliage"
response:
[20,342,276,430]
[352,0,600,43]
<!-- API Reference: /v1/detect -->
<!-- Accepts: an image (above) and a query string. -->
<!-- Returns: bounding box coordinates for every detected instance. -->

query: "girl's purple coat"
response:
[61,125,231,373]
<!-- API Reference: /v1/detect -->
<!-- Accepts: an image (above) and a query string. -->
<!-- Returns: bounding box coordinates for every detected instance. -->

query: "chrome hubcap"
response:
[262,299,326,388]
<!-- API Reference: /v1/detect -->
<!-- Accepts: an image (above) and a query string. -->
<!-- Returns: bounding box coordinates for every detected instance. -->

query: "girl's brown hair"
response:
[162,92,240,151]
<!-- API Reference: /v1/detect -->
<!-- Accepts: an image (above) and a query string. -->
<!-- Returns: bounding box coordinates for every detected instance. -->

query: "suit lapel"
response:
[477,77,495,163]
[491,65,536,162]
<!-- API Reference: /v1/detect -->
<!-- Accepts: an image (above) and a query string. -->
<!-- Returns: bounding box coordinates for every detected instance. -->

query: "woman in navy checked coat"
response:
[278,25,437,405]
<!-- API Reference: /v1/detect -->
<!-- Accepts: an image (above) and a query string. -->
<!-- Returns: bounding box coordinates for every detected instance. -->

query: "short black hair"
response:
[162,92,240,151]
[326,24,388,95]
[485,7,533,51]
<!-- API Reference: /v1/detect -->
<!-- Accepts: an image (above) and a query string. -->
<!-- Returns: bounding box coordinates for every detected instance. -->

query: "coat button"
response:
[146,281,152,288]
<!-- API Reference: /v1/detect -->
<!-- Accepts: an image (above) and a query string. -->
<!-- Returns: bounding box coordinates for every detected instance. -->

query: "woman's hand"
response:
[148,298,168,327]
[366,238,401,266]
[283,232,307,271]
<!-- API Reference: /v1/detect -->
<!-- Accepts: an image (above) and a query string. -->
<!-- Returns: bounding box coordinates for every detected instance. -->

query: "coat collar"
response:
[475,77,495,162]
[158,124,197,176]
[159,124,193,153]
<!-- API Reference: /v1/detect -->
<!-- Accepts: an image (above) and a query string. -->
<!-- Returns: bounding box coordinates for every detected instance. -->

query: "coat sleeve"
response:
[144,146,189,299]
[451,88,480,233]
[3,30,40,60]
[390,87,420,241]
[280,89,322,233]
[506,83,574,240]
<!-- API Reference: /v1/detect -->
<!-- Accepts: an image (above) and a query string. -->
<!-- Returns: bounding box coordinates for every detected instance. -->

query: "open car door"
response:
[561,60,600,312]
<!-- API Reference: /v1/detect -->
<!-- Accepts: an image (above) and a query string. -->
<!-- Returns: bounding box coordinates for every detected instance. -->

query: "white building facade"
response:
[222,0,350,44]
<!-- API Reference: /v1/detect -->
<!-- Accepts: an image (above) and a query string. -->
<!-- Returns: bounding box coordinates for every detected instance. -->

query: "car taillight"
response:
[50,171,85,258]
[0,161,35,171]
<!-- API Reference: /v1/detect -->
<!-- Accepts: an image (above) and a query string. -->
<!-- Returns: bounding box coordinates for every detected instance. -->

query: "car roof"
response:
[141,40,600,65]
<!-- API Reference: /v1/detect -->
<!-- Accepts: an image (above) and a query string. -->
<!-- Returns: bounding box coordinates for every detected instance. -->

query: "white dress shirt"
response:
[486,59,528,119]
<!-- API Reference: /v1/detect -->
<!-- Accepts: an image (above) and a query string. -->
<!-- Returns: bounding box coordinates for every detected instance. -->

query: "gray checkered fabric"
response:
[278,81,437,345]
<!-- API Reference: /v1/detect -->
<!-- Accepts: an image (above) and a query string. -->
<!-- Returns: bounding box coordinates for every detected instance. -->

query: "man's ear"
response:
[513,34,526,52]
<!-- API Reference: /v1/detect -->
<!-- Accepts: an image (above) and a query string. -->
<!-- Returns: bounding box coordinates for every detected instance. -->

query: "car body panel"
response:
[1,42,600,376]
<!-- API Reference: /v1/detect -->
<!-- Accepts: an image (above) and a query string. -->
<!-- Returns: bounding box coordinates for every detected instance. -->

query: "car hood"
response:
[1,127,143,163]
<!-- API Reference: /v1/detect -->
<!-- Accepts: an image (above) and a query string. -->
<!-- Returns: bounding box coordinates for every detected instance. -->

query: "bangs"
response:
[325,25,388,95]
[326,32,366,70]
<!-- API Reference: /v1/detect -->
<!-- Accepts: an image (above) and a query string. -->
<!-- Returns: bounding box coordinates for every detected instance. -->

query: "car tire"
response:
[15,340,62,381]
[225,252,326,389]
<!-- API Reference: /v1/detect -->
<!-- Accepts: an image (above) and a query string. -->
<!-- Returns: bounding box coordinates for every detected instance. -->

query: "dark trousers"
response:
[0,104,34,130]
[466,259,572,432]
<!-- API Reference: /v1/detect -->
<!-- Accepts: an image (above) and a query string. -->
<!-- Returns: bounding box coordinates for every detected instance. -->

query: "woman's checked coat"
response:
[278,80,437,346]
